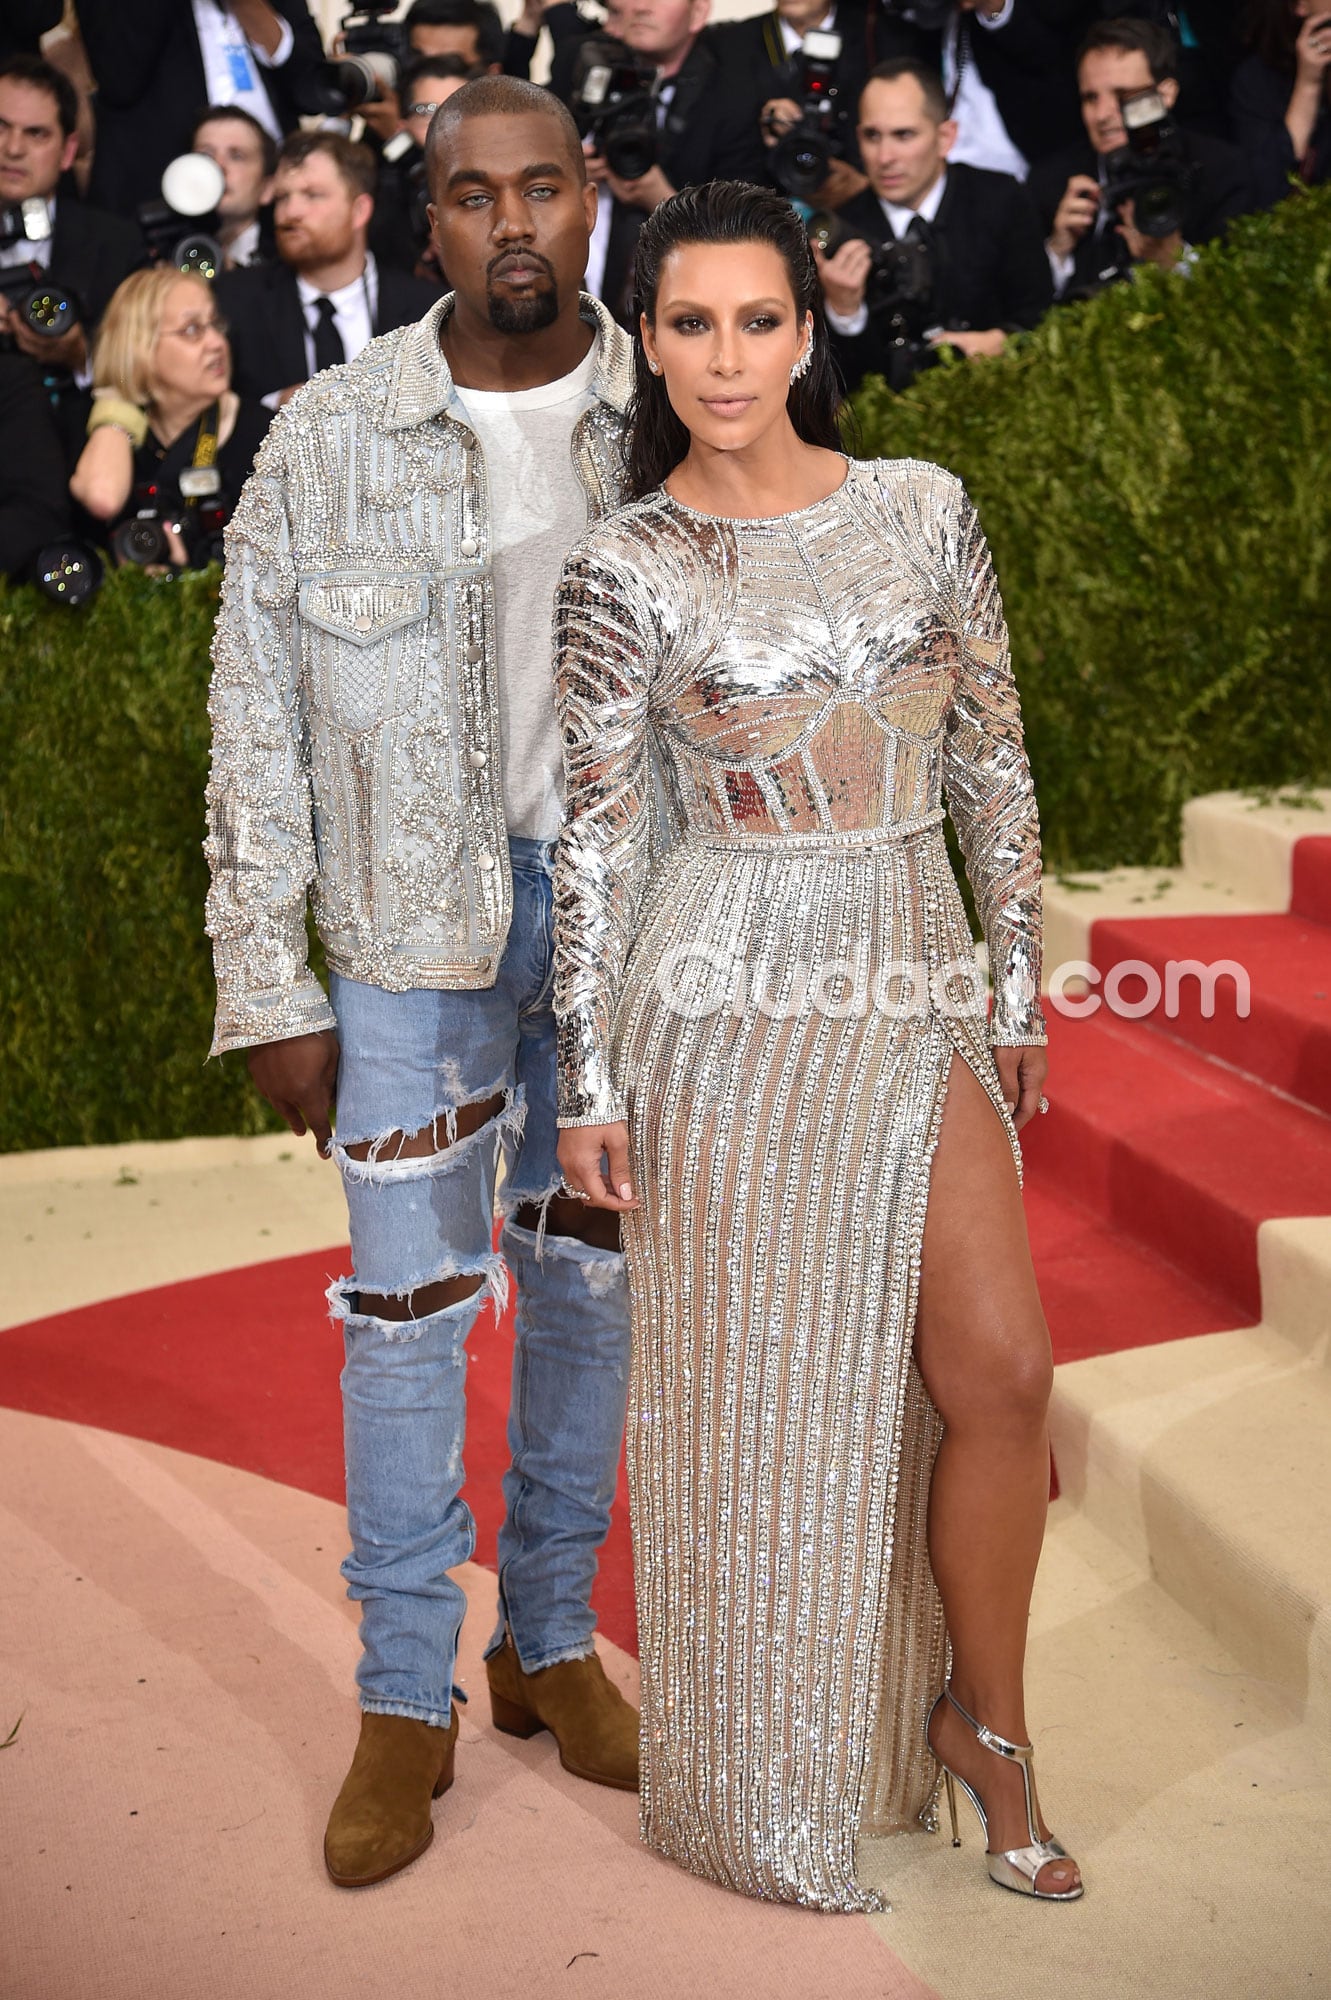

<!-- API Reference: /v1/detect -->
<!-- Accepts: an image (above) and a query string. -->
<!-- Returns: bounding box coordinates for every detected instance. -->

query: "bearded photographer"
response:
[549,0,766,322]
[814,58,1051,393]
[0,55,142,468]
[1029,16,1253,301]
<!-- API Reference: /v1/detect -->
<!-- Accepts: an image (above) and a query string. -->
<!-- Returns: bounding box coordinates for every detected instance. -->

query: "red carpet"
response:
[5,834,1327,1656]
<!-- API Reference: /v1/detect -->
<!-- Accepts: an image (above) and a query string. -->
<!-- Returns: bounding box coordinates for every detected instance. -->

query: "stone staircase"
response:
[1027,789,1331,1738]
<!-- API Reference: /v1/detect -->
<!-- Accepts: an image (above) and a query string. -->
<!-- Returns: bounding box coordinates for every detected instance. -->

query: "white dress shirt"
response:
[0,195,53,270]
[260,253,379,407]
[191,0,294,142]
[944,0,1028,184]
[778,7,837,57]
[823,167,947,339]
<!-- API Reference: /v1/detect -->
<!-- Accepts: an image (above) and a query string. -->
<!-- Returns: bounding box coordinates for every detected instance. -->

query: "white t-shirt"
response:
[454,341,599,841]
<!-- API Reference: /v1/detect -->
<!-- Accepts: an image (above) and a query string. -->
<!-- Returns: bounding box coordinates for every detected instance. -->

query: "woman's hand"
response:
[557,1121,642,1211]
[994,1045,1047,1132]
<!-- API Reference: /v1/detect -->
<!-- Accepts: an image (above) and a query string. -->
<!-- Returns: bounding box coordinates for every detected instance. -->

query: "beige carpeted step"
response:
[1042,786,1331,981]
[1049,1296,1331,1741]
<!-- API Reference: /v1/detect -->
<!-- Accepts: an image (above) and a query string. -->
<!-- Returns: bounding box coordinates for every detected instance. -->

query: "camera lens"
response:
[22,282,79,338]
[110,518,170,567]
[33,540,103,608]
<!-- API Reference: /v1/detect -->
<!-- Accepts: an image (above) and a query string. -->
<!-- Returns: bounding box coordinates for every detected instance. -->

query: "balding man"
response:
[204,76,638,1890]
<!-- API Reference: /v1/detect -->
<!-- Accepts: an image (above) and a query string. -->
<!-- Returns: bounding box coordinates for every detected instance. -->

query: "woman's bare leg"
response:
[912,1053,1080,1895]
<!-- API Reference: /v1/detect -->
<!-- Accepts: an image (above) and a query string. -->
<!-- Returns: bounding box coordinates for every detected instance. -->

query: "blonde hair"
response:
[91,267,214,409]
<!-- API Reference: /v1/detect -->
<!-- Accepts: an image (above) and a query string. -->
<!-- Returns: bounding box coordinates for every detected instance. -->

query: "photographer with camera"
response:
[215,130,441,406]
[0,55,142,464]
[192,105,277,269]
[1029,16,1253,300]
[370,54,477,277]
[0,350,72,580]
[711,0,874,210]
[73,0,325,217]
[68,265,270,572]
[814,57,1051,391]
[1232,0,1331,206]
[554,0,766,321]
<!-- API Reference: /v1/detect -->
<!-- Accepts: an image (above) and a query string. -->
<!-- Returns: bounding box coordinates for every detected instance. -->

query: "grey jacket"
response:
[204,293,634,1056]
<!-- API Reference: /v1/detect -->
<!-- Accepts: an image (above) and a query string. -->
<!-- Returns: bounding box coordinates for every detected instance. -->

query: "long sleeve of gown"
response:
[552,538,658,1126]
[942,486,1047,1046]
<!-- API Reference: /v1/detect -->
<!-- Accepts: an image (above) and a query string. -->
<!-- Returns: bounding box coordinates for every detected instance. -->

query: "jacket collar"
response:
[384,291,634,431]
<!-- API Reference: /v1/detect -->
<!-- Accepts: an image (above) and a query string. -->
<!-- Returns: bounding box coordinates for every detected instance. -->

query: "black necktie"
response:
[905,214,932,249]
[311,295,344,373]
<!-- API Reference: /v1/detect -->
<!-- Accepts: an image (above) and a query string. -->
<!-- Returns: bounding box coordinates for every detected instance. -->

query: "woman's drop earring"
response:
[789,327,814,386]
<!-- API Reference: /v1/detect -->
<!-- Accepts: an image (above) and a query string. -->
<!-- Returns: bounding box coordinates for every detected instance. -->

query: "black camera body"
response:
[0,263,84,347]
[313,2,411,113]
[809,208,939,390]
[110,474,232,571]
[765,29,843,202]
[1102,88,1197,242]
[569,35,659,182]
[0,195,53,254]
[138,153,227,281]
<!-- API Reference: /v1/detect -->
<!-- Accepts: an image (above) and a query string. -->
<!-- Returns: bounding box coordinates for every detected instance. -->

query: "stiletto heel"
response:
[943,1767,961,1848]
[926,1684,1083,1901]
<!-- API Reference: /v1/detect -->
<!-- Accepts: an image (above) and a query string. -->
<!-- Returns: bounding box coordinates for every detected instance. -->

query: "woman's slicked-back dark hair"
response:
[625,180,846,501]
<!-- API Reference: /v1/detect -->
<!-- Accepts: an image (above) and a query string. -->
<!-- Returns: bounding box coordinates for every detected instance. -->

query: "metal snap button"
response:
[477,849,496,870]
[459,535,479,559]
[468,748,488,768]
[464,642,482,663]
[352,613,373,632]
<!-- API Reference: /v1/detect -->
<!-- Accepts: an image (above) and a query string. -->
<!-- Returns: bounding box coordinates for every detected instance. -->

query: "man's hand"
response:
[247,1028,340,1157]
[583,138,610,185]
[557,1120,642,1212]
[994,1044,1047,1132]
[1048,173,1100,257]
[513,0,555,33]
[1115,197,1185,271]
[359,92,403,143]
[760,96,802,148]
[930,326,1007,359]
[604,162,675,211]
[812,235,872,318]
[810,158,868,209]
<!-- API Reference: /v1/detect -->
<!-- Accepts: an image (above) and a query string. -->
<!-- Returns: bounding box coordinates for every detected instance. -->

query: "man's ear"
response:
[584,176,598,237]
[1158,76,1180,111]
[352,189,375,232]
[937,117,959,161]
[60,130,79,176]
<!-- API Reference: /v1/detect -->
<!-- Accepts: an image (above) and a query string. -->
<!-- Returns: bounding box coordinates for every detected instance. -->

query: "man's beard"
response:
[485,283,559,334]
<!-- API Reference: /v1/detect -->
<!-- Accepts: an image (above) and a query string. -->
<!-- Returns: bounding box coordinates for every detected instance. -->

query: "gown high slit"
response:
[551,457,1047,1911]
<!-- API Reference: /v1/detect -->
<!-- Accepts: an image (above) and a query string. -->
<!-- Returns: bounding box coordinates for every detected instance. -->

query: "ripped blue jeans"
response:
[327,838,630,1727]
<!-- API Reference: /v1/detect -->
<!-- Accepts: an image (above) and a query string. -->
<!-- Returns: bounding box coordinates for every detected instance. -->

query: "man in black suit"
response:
[215,131,442,406]
[814,58,1052,391]
[74,0,325,217]
[0,56,143,464]
[545,0,767,323]
[1028,15,1254,302]
[710,0,878,210]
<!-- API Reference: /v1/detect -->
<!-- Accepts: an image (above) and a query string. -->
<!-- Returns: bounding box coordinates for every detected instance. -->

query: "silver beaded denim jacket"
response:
[204,292,633,1056]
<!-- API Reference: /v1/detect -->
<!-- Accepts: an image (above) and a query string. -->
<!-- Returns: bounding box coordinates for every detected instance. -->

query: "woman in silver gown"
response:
[554,183,1082,1913]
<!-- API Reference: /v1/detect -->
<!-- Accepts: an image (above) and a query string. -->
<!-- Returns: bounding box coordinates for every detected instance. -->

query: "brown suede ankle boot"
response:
[323,1709,458,1888]
[486,1636,639,1792]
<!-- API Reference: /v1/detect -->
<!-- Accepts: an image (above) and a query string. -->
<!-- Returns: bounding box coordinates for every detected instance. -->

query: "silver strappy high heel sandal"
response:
[927,1684,1083,1901]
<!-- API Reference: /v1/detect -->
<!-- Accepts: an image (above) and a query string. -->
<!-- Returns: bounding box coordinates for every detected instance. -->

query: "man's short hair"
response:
[400,52,479,104]
[0,53,79,140]
[192,103,279,178]
[425,75,586,192]
[277,129,377,201]
[405,0,506,68]
[1076,16,1179,83]
[862,59,951,127]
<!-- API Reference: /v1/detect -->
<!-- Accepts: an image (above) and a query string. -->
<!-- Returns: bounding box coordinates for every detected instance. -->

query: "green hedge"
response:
[0,567,278,1149]
[2,186,1329,1148]
[853,182,1331,872]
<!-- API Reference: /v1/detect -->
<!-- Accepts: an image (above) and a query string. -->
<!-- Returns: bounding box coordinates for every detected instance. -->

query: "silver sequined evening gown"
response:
[551,456,1047,1912]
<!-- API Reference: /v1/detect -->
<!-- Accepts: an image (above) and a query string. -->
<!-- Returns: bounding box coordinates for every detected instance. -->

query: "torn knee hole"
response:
[358,1270,489,1320]
[341,1092,507,1166]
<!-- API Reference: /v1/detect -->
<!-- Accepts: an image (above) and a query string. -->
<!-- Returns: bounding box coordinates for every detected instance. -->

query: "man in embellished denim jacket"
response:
[204,78,638,1890]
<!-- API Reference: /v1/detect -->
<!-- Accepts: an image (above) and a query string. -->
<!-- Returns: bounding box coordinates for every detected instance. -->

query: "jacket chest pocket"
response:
[299,573,432,733]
